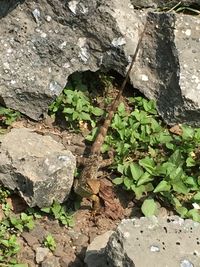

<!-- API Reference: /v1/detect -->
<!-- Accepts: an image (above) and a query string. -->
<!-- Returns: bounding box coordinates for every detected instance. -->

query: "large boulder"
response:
[0,128,76,207]
[0,0,200,125]
[85,216,200,267]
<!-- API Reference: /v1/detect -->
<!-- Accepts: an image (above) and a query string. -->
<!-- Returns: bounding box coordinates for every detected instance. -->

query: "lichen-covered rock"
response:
[0,128,76,207]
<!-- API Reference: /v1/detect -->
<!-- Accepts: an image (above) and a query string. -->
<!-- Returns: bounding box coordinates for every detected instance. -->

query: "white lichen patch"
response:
[3,62,10,70]
[32,9,41,24]
[59,41,67,49]
[140,74,149,81]
[49,81,62,94]
[112,37,126,47]
[68,1,78,14]
[185,29,191,36]
[78,37,90,63]
[7,48,12,54]
[78,3,88,14]
[10,80,16,85]
[45,15,52,22]
[40,32,47,38]
[63,62,71,69]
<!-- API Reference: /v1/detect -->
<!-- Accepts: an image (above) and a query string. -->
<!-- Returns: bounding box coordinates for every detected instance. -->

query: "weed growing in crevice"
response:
[49,72,105,131]
[0,106,20,127]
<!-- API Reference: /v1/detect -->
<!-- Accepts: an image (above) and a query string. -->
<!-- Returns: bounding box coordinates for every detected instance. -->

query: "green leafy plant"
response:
[41,201,74,227]
[43,234,56,251]
[100,96,200,222]
[0,106,20,126]
[0,223,24,266]
[49,72,104,130]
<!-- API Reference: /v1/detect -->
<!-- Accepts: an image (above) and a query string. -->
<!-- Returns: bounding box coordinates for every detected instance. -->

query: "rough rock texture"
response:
[0,128,76,207]
[0,0,200,124]
[130,0,200,8]
[86,216,200,267]
[132,11,200,125]
[0,0,24,18]
[85,231,113,267]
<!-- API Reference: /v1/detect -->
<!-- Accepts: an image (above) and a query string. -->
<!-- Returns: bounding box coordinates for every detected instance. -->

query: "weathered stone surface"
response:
[0,0,200,125]
[35,247,50,264]
[41,256,60,267]
[130,0,200,8]
[0,0,24,18]
[85,231,113,267]
[132,11,200,125]
[86,216,200,267]
[0,128,76,207]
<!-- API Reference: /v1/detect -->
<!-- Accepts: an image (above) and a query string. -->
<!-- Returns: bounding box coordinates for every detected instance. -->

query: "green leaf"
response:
[168,150,183,165]
[123,177,132,189]
[41,207,51,213]
[165,142,174,150]
[81,112,91,121]
[176,206,188,217]
[117,164,125,174]
[12,264,29,267]
[51,202,61,219]
[137,172,153,186]
[63,107,74,114]
[129,163,144,180]
[193,192,200,201]
[169,166,184,180]
[72,111,79,120]
[155,132,173,144]
[185,176,198,189]
[186,156,196,167]
[139,157,155,174]
[153,180,171,193]
[91,107,104,116]
[118,102,126,116]
[113,177,124,185]
[172,181,189,194]
[181,125,194,140]
[131,184,146,199]
[141,199,157,217]
[187,209,200,222]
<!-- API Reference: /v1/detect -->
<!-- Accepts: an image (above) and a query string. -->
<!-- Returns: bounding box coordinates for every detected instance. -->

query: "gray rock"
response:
[104,216,200,267]
[130,0,200,8]
[85,231,113,267]
[0,128,76,207]
[1,1,200,125]
[132,11,200,125]
[41,255,60,267]
[0,0,24,18]
[35,247,50,263]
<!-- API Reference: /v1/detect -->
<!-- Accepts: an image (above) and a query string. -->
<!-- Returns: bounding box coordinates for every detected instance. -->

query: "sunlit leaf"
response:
[141,199,157,217]
[153,180,171,193]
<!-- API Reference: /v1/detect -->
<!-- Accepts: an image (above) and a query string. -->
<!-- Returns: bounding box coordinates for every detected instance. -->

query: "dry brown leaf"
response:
[99,179,124,220]
[87,179,101,195]
[169,124,183,135]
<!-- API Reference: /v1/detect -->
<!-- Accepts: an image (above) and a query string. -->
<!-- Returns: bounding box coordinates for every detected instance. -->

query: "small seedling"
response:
[0,106,20,126]
[49,72,104,130]
[41,202,74,227]
[43,234,56,251]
